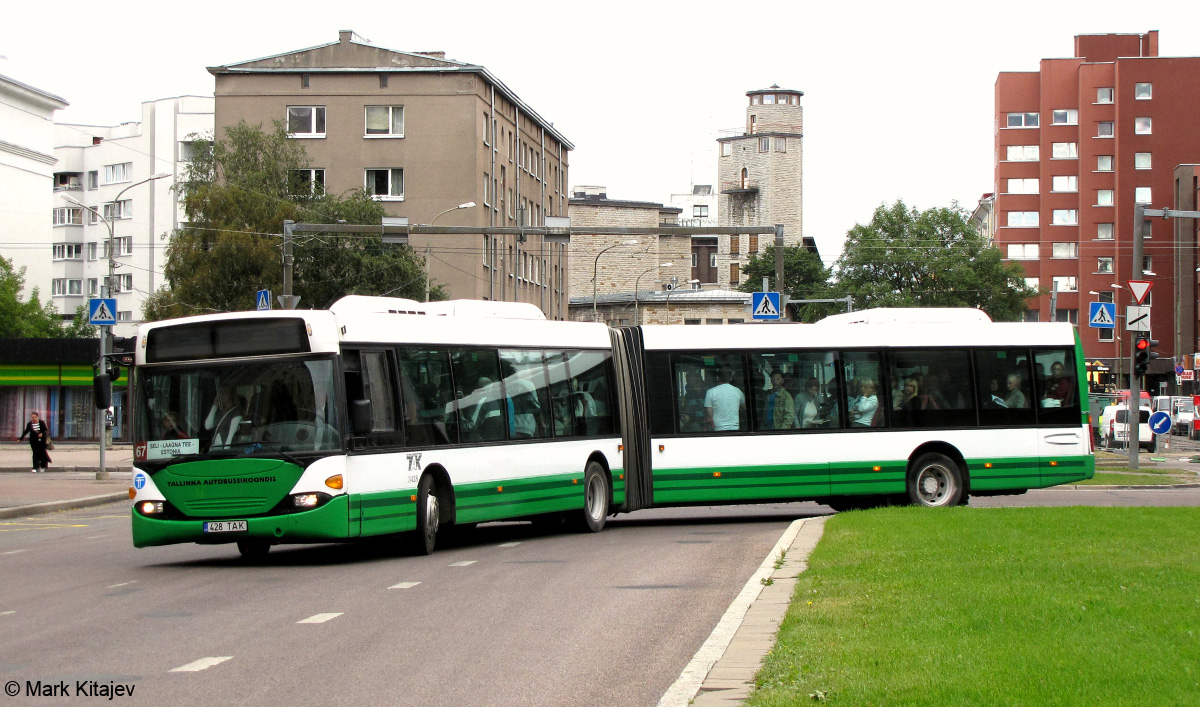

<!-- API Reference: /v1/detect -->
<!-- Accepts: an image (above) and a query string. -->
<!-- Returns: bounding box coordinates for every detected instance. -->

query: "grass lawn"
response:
[747,507,1200,706]
[1079,472,1191,485]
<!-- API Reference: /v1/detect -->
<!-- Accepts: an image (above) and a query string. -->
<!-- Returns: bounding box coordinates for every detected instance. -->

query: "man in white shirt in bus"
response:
[704,367,746,431]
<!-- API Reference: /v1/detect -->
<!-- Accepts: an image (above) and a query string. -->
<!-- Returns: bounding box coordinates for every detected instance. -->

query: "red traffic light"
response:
[1136,338,1151,351]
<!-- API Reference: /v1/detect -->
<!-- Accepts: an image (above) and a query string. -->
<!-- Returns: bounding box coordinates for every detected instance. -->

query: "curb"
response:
[0,493,128,519]
[0,468,130,474]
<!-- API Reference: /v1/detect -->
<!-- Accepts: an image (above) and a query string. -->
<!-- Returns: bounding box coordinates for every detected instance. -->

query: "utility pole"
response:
[279,220,299,309]
[1128,205,1145,470]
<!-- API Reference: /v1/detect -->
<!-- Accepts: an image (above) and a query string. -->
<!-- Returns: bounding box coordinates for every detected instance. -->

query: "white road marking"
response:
[0,610,15,616]
[388,581,421,589]
[0,549,28,555]
[297,613,343,624]
[657,518,807,707]
[448,560,476,567]
[170,656,232,673]
[498,542,521,547]
[108,581,136,588]
[87,535,106,539]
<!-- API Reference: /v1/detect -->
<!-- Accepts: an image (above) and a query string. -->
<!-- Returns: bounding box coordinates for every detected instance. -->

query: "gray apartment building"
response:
[208,31,574,317]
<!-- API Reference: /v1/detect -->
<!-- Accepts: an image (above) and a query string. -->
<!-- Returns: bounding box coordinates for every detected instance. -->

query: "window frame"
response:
[286,106,327,138]
[364,105,405,138]
[365,168,405,201]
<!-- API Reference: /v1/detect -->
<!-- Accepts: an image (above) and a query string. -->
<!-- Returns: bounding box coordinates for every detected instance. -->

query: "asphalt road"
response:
[2,489,1198,706]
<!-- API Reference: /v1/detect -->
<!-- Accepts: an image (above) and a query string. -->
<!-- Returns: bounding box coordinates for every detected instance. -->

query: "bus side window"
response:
[450,349,506,443]
[396,349,456,446]
[840,351,885,429]
[499,349,553,440]
[571,350,616,437]
[356,350,404,447]
[1032,348,1081,425]
[975,349,1036,428]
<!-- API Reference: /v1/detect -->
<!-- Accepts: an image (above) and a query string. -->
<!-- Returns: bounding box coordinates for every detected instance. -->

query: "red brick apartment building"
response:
[993,31,1200,384]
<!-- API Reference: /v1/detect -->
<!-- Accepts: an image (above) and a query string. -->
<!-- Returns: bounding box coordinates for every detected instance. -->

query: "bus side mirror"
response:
[94,373,112,410]
[350,400,372,435]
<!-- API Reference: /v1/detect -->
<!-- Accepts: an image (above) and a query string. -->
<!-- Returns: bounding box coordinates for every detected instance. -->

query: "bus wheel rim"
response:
[425,493,440,540]
[918,465,950,505]
[585,475,604,520]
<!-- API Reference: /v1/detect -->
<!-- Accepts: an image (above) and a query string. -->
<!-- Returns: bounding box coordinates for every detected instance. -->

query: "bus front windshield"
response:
[136,358,342,460]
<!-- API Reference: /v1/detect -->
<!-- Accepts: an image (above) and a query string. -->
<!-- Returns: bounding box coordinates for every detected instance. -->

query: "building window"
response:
[1051,175,1078,192]
[1051,109,1078,125]
[482,172,490,206]
[87,171,98,190]
[730,234,740,253]
[117,311,132,322]
[178,140,205,161]
[693,205,709,218]
[721,142,733,157]
[1098,122,1114,137]
[748,234,759,252]
[1143,256,1153,274]
[1099,327,1114,342]
[773,137,786,152]
[1097,223,1114,240]
[758,137,770,152]
[1054,309,1079,324]
[103,200,132,220]
[112,274,132,293]
[1134,187,1152,203]
[1097,257,1113,274]
[1025,277,1040,290]
[52,207,82,226]
[1006,178,1039,194]
[1134,117,1152,134]
[1006,211,1039,227]
[88,210,99,225]
[1006,145,1039,161]
[1007,244,1039,260]
[730,263,740,284]
[114,236,133,256]
[364,106,404,137]
[289,169,325,195]
[1097,155,1113,171]
[1097,189,1114,206]
[52,243,83,260]
[1134,152,1152,170]
[87,278,98,296]
[103,163,132,184]
[1023,310,1040,323]
[1052,277,1077,293]
[1096,88,1114,104]
[1051,142,1078,159]
[1135,82,1152,99]
[1052,242,1078,258]
[710,254,716,268]
[1051,209,1078,225]
[1007,112,1039,128]
[286,106,326,137]
[365,168,404,200]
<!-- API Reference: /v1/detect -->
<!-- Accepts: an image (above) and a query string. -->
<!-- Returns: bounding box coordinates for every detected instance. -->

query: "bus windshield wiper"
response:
[238,441,307,467]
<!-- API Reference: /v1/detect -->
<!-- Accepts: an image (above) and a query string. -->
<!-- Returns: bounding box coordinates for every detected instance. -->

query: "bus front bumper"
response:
[132,494,350,548]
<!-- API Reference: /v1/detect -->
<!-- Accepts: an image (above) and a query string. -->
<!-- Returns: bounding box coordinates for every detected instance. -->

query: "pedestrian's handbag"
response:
[46,440,54,450]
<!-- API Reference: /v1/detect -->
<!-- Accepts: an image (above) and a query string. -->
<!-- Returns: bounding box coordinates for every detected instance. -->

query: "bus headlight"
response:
[138,501,164,515]
[291,493,331,509]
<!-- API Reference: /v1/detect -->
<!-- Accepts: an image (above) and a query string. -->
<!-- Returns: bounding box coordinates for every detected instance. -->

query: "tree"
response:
[0,256,96,338]
[833,201,1036,321]
[144,121,431,320]
[738,245,837,322]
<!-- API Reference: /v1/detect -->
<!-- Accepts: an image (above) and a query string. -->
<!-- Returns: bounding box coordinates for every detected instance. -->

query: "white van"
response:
[1099,404,1155,451]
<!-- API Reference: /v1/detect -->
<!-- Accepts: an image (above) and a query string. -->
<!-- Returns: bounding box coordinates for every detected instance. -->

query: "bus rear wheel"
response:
[571,461,609,533]
[907,453,964,508]
[414,474,440,555]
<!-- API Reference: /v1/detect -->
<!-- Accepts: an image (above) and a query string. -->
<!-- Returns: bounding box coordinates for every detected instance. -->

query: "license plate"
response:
[203,520,248,533]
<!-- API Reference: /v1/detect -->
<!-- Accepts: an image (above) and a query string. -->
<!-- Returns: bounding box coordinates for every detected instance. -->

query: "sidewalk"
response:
[0,442,131,519]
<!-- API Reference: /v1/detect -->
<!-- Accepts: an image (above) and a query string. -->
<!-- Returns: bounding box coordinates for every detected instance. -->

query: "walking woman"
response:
[19,411,52,473]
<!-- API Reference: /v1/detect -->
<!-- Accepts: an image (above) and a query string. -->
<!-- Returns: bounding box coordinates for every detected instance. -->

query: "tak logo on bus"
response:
[407,453,422,472]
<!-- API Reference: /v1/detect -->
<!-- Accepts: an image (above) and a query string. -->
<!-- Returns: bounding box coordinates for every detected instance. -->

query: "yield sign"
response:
[1127,280,1153,305]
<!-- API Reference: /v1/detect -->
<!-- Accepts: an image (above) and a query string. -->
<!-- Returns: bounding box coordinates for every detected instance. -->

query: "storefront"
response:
[0,339,127,442]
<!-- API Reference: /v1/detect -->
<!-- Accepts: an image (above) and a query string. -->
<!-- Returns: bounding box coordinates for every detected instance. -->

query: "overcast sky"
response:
[5,0,1199,264]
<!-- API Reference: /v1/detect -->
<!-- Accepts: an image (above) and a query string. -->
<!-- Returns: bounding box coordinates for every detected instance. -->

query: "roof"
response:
[0,73,68,110]
[207,31,572,149]
[747,83,803,97]
[570,289,751,307]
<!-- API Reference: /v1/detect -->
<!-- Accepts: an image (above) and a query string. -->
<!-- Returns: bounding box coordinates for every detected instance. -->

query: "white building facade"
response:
[1,74,68,301]
[52,96,213,335]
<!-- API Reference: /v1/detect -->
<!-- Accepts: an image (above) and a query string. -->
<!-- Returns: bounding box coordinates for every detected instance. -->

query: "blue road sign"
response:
[1149,411,1172,435]
[256,289,271,311]
[88,298,117,325]
[751,292,781,320]
[1088,302,1116,329]
[1176,365,1185,375]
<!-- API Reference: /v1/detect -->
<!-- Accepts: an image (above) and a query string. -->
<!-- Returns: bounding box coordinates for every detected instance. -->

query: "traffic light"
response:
[1134,334,1160,376]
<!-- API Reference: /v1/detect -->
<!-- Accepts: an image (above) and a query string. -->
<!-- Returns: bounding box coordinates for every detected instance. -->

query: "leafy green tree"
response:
[833,201,1036,321]
[144,121,430,320]
[739,245,837,322]
[0,256,96,338]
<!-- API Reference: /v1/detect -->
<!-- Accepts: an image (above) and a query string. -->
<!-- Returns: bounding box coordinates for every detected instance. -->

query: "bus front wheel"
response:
[414,474,440,555]
[572,461,609,533]
[907,453,964,508]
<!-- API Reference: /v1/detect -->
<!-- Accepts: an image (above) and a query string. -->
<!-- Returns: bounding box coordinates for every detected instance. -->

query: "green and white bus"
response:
[129,301,1092,556]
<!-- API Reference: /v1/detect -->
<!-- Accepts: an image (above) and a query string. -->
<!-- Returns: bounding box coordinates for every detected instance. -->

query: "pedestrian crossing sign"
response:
[88,298,117,325]
[256,289,271,311]
[1088,301,1115,329]
[751,292,781,320]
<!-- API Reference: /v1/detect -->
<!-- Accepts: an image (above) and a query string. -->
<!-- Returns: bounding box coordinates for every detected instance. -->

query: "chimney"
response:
[339,30,354,44]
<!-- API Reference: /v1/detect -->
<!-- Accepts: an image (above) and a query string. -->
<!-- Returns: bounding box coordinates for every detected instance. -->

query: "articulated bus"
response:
[129,300,1092,556]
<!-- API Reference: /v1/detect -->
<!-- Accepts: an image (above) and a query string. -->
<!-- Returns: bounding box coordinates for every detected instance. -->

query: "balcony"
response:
[53,172,83,192]
[721,180,759,195]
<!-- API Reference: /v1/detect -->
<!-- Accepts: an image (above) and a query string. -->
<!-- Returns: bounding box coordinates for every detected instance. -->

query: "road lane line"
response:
[0,549,28,555]
[657,518,807,707]
[170,656,232,672]
[498,542,521,547]
[1,610,15,616]
[448,560,476,567]
[389,581,421,589]
[108,581,137,588]
[297,613,343,624]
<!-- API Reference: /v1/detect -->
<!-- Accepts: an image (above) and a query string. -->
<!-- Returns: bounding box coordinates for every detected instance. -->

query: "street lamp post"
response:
[423,202,476,302]
[592,239,639,322]
[62,171,169,477]
[634,263,672,325]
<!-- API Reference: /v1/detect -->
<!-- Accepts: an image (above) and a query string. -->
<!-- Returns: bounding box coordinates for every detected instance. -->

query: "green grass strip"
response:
[1077,473,1192,486]
[747,507,1200,706]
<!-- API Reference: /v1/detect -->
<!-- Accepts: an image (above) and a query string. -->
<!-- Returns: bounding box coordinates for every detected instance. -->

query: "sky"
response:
[5,0,1200,265]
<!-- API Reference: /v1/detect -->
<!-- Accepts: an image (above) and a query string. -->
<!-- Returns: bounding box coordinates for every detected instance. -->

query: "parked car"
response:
[1172,397,1194,436]
[1099,404,1155,452]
